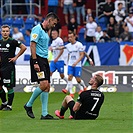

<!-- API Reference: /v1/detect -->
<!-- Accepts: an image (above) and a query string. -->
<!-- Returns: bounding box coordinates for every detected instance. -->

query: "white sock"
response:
[65,81,73,92]
[63,76,68,83]
[80,80,86,88]
[50,76,52,85]
[77,83,84,91]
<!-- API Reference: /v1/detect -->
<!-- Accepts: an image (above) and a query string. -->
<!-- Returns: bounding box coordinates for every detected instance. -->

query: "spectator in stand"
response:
[48,0,59,14]
[94,26,103,43]
[24,29,31,46]
[51,22,62,37]
[84,16,97,42]
[113,2,125,38]
[73,0,86,26]
[61,0,74,25]
[84,16,97,64]
[25,0,34,14]
[5,0,10,15]
[113,2,125,24]
[107,17,116,41]
[114,0,125,11]
[99,30,110,42]
[68,17,78,35]
[119,26,133,42]
[129,0,133,12]
[85,8,92,24]
[103,0,115,24]
[124,10,133,38]
[12,27,25,43]
[34,14,44,26]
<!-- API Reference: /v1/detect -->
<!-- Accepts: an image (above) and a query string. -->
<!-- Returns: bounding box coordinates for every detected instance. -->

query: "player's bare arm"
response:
[8,44,27,62]
[73,102,81,112]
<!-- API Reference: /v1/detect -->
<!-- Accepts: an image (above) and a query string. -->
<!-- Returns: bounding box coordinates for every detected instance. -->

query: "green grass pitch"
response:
[0,92,132,133]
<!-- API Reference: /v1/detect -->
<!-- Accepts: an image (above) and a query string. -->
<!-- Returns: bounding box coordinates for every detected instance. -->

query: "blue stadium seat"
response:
[98,17,107,30]
[0,18,2,26]
[19,28,26,35]
[2,17,13,26]
[25,17,35,29]
[78,28,85,42]
[12,17,24,28]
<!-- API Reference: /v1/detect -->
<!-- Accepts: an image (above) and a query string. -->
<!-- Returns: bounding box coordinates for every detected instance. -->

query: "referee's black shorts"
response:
[30,55,50,83]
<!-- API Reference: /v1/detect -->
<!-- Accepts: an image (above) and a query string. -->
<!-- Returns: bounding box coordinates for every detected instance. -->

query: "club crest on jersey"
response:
[32,34,38,39]
[6,44,10,48]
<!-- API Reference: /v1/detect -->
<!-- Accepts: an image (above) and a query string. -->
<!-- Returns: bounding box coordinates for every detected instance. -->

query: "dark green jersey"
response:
[0,38,21,68]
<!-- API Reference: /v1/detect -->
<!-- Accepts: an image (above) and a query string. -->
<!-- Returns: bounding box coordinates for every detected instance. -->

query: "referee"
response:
[24,12,59,120]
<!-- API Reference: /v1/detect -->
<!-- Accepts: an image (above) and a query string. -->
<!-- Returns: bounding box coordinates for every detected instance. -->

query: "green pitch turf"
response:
[0,92,132,133]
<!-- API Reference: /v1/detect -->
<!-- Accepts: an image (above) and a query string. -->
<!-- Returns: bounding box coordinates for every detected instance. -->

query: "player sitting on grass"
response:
[55,74,104,120]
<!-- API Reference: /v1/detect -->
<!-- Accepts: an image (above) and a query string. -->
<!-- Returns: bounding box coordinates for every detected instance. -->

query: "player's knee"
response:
[65,95,73,103]
[76,78,81,83]
[40,81,50,92]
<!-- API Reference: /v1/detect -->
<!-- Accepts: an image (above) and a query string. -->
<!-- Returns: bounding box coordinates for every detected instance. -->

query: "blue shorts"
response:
[50,61,64,74]
[63,4,74,14]
[68,66,82,77]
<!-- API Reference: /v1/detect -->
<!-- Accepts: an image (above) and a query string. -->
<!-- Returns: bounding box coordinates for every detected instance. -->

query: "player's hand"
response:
[54,58,58,63]
[8,57,17,62]
[34,64,40,72]
[72,63,77,67]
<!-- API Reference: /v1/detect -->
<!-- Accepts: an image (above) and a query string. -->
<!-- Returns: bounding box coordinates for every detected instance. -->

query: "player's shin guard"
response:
[0,89,7,103]
[7,88,14,106]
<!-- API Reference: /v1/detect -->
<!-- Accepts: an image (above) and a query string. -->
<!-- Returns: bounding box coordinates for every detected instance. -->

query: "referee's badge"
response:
[37,71,45,79]
[32,34,38,39]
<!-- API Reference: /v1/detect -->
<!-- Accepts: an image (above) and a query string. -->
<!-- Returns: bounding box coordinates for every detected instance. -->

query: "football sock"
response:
[60,106,68,116]
[7,88,14,106]
[65,81,73,92]
[0,89,7,103]
[68,101,75,117]
[26,87,42,107]
[50,76,53,85]
[80,80,86,88]
[77,83,83,91]
[63,76,68,83]
[40,92,49,116]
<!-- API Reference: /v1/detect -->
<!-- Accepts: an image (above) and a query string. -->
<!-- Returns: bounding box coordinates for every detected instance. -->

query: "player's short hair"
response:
[45,12,59,22]
[1,24,10,29]
[95,74,103,87]
[68,31,76,36]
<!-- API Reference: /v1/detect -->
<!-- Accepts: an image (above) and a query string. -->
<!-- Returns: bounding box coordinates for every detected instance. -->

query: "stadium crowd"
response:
[0,0,133,46]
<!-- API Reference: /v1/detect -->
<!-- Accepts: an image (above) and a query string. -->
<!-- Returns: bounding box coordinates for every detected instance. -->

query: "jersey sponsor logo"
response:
[3,79,11,83]
[32,34,38,39]
[6,44,10,48]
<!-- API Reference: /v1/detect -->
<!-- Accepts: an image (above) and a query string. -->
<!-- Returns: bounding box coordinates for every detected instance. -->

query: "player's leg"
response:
[24,57,43,118]
[0,85,7,110]
[2,68,15,111]
[40,59,57,120]
[75,67,87,94]
[57,61,68,83]
[62,66,74,96]
[50,61,56,86]
[55,95,75,119]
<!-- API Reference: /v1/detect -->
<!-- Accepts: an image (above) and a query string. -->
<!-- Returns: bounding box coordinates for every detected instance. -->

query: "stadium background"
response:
[0,0,132,92]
